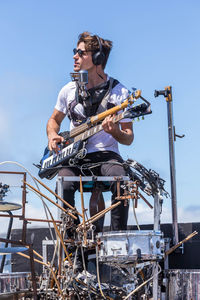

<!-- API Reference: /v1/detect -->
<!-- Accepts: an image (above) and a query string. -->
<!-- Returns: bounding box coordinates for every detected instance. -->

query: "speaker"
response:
[92,35,105,66]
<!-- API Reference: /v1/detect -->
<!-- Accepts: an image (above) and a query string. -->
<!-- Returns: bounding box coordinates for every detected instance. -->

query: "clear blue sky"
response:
[0,0,200,232]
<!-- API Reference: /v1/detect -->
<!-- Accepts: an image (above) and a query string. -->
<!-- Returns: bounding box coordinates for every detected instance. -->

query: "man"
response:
[47,32,134,231]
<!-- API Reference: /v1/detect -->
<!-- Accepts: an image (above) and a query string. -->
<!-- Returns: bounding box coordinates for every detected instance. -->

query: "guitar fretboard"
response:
[74,112,124,143]
[69,97,131,138]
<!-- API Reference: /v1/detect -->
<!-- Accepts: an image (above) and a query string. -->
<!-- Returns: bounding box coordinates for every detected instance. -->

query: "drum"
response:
[97,230,164,264]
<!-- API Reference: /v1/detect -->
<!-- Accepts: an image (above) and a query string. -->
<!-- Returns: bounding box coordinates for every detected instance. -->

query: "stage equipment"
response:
[97,230,165,264]
[154,86,185,245]
[0,162,197,299]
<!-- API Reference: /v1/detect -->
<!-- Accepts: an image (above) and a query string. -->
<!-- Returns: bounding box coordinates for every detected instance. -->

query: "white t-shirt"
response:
[55,77,131,154]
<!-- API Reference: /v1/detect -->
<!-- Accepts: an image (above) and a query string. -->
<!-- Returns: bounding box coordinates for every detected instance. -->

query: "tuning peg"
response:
[137,117,140,121]
[142,116,144,120]
[131,88,141,100]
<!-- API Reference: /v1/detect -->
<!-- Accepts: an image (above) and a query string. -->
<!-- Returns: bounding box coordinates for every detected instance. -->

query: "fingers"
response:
[48,136,64,153]
[102,115,117,133]
[102,115,112,130]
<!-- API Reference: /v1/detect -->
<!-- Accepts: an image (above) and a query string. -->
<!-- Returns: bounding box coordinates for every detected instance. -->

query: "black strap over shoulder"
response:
[112,79,120,88]
[68,78,119,126]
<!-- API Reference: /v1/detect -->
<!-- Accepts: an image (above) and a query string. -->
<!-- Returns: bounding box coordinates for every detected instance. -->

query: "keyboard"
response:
[38,140,83,179]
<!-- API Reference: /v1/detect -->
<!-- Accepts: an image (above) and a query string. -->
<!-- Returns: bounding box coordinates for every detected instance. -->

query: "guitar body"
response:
[38,132,85,179]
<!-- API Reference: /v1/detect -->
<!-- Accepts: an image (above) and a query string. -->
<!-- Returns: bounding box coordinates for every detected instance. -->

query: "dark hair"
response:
[77,31,113,69]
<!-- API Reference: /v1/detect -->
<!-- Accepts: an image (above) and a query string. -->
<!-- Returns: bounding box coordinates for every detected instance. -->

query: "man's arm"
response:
[47,109,66,152]
[102,115,134,145]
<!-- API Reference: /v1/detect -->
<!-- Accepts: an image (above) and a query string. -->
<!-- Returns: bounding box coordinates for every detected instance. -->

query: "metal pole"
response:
[154,86,179,245]
[28,244,38,300]
[154,191,161,231]
[153,262,159,300]
[22,172,27,243]
[166,88,179,245]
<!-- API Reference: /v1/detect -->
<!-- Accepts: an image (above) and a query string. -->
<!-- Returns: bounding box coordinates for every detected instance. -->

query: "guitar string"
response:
[68,94,131,137]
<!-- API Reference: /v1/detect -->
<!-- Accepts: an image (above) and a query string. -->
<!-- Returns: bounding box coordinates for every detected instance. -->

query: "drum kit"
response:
[0,157,168,299]
[1,152,196,299]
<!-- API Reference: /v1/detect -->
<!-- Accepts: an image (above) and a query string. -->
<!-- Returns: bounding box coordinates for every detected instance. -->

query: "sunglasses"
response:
[73,48,87,57]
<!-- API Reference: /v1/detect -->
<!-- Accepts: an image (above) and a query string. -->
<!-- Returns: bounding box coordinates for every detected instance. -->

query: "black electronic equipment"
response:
[92,35,105,66]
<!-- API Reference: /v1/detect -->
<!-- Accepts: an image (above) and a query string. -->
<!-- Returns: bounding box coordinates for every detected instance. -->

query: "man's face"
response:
[73,42,94,72]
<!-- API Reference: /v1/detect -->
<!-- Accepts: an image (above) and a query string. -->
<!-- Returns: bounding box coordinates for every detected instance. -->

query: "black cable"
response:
[96,65,104,80]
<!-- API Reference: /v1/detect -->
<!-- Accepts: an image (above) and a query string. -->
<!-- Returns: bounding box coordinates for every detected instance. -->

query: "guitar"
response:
[38,98,151,180]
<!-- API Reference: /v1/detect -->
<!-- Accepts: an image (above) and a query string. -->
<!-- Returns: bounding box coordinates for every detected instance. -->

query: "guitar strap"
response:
[68,78,119,126]
[96,77,114,114]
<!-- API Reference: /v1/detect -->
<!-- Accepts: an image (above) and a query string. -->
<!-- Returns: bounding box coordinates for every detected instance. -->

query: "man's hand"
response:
[48,133,64,153]
[102,115,134,145]
[102,115,119,136]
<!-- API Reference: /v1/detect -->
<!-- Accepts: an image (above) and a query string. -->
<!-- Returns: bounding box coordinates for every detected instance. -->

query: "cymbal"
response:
[0,202,22,212]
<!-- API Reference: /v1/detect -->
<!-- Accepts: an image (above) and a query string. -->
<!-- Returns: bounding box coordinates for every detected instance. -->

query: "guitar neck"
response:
[74,111,125,142]
[69,96,133,138]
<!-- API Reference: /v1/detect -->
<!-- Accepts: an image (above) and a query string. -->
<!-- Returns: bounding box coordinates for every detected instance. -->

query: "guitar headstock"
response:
[124,102,152,120]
